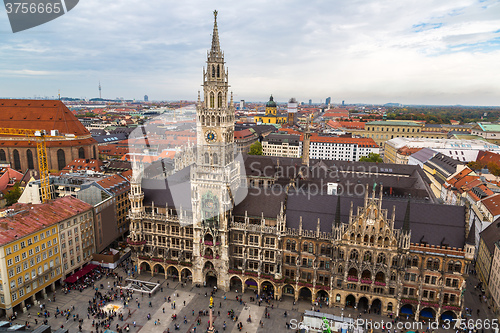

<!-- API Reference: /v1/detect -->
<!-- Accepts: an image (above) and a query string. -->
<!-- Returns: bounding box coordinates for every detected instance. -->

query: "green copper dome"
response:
[266,95,277,108]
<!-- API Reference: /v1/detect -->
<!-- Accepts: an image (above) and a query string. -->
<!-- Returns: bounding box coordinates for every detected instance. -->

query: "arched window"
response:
[392,256,398,266]
[433,259,440,271]
[216,116,220,125]
[0,149,6,161]
[210,92,215,108]
[292,241,296,251]
[427,258,433,270]
[303,242,308,252]
[448,261,454,272]
[377,253,386,264]
[454,262,462,273]
[363,251,372,263]
[350,250,358,261]
[217,64,220,77]
[212,65,215,78]
[412,257,418,267]
[204,153,209,164]
[57,149,66,170]
[26,149,34,169]
[286,240,291,251]
[213,153,218,165]
[78,147,85,159]
[13,149,21,170]
[308,243,313,253]
[218,92,222,108]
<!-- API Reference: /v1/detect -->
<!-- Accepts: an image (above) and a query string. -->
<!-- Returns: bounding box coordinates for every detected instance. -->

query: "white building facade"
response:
[309,137,379,161]
[385,138,500,163]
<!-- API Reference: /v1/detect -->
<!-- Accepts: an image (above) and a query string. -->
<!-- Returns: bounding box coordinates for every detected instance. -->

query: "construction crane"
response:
[0,128,63,203]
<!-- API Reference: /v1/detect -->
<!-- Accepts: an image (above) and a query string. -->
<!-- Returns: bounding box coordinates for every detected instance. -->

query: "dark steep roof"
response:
[232,187,286,218]
[284,192,466,248]
[479,217,500,255]
[142,165,192,212]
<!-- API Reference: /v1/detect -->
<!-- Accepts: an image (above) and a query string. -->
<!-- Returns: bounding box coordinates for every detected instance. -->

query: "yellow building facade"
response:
[0,196,93,316]
[254,95,287,125]
[354,121,448,147]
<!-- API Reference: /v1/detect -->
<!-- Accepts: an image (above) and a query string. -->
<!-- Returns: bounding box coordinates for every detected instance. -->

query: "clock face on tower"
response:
[205,130,217,143]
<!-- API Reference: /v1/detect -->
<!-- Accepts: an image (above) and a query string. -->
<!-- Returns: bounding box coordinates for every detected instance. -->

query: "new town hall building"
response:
[128,12,474,322]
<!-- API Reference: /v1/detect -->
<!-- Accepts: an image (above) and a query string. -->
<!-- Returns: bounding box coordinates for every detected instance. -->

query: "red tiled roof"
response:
[326,120,365,130]
[0,99,90,136]
[62,159,104,172]
[482,194,500,217]
[446,167,474,186]
[234,129,255,140]
[477,151,500,165]
[307,135,378,148]
[397,147,423,156]
[0,196,92,245]
[278,128,301,135]
[0,167,23,191]
[96,173,130,195]
[99,145,129,157]
[453,175,480,192]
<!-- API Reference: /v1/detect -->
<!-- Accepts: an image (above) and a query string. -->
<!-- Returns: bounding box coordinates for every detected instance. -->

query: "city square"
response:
[5,263,494,333]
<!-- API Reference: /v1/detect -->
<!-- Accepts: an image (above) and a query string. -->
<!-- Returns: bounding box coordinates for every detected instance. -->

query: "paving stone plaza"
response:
[4,264,494,333]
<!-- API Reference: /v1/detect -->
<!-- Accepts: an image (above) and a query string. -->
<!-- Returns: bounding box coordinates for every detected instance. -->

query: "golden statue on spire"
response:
[213,10,218,22]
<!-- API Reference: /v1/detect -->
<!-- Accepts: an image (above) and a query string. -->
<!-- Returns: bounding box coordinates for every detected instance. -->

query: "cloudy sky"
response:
[1,0,500,105]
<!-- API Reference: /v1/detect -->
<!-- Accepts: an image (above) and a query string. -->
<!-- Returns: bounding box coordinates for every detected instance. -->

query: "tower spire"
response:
[210,10,221,58]
[403,197,411,234]
[335,195,341,226]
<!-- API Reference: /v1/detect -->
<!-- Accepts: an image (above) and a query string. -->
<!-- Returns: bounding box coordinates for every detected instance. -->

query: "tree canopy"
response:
[359,153,383,163]
[248,141,263,155]
[5,183,22,206]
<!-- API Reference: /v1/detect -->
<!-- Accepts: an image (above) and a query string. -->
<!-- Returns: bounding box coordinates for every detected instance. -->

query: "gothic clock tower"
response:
[191,11,240,291]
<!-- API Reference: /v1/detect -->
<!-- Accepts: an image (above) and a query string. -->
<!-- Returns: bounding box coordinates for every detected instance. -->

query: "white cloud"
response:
[0,0,499,105]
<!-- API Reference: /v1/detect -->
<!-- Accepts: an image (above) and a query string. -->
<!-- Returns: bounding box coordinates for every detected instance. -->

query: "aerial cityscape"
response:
[0,3,500,333]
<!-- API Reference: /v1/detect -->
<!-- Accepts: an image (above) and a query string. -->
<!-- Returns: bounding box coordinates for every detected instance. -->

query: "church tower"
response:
[191,11,239,291]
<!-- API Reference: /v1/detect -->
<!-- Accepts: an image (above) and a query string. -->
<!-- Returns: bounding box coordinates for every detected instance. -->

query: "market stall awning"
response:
[64,264,98,283]
[400,307,413,315]
[420,310,434,318]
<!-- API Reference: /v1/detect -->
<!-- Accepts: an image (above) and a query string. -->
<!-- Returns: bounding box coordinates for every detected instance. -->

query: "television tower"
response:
[99,81,102,99]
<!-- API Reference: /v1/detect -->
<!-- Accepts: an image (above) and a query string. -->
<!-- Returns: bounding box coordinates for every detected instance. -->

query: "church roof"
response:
[266,95,277,108]
[0,99,91,136]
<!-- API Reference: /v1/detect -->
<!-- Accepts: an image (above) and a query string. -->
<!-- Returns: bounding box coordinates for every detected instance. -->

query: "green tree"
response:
[5,183,22,206]
[359,153,383,163]
[487,162,500,177]
[248,141,263,155]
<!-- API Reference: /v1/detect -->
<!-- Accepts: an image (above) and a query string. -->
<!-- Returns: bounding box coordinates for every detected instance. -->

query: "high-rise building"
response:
[309,99,312,105]
[325,97,331,106]
[144,95,149,102]
[239,100,245,110]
